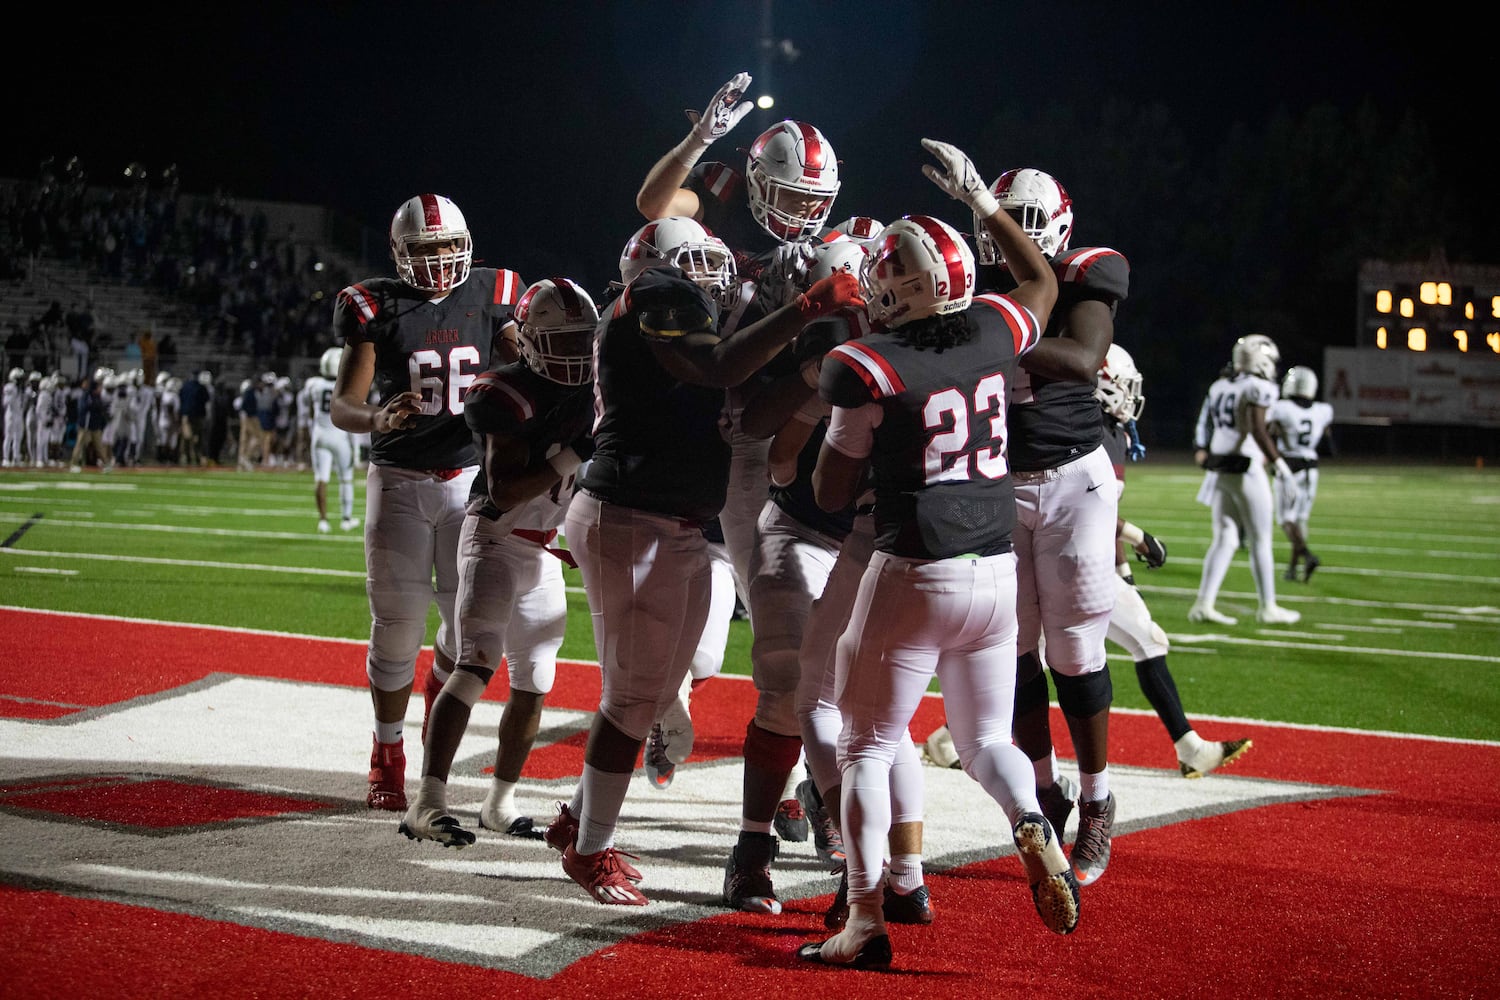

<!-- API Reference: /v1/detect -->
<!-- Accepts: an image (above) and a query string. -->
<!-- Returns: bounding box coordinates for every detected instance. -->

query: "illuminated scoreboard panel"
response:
[1357,270,1500,354]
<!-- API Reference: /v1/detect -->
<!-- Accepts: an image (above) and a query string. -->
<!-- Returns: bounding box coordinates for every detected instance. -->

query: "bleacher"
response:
[1,174,371,386]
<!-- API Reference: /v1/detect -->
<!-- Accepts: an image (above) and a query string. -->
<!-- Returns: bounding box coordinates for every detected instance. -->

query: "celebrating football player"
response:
[330,193,524,813]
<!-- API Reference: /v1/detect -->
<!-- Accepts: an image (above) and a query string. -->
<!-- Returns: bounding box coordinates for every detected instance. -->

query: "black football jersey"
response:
[462,361,594,519]
[580,267,730,523]
[1101,418,1127,481]
[819,293,1043,559]
[981,247,1129,472]
[333,267,523,469]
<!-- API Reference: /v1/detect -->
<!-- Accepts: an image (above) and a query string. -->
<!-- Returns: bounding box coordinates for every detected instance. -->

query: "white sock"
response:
[374,720,403,744]
[481,777,518,826]
[575,766,632,855]
[414,775,447,812]
[1079,767,1110,803]
[1174,730,1208,761]
[887,854,924,894]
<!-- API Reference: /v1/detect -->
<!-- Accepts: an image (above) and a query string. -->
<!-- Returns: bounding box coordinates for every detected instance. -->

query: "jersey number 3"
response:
[409,347,482,416]
[924,373,1009,484]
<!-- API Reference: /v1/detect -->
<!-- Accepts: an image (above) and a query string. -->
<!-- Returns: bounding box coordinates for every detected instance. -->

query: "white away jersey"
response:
[1269,398,1333,462]
[1196,373,1278,458]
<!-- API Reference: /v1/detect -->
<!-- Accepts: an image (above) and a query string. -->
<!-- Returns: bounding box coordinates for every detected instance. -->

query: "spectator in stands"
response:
[138,328,158,383]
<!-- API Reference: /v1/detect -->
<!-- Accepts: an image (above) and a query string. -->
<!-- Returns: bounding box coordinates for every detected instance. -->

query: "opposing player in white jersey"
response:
[32,373,58,467]
[400,277,599,849]
[3,368,25,467]
[1268,365,1334,582]
[155,374,181,464]
[125,369,153,466]
[1190,334,1302,625]
[304,348,358,533]
[331,193,524,812]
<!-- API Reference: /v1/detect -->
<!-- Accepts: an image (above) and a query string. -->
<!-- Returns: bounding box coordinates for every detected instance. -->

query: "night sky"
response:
[14,2,1490,296]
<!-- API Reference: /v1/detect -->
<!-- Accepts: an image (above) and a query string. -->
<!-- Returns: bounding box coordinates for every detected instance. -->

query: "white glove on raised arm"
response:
[920,138,999,218]
[673,72,754,167]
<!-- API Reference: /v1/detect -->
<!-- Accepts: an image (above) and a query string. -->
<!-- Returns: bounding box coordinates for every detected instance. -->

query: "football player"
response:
[303,347,358,533]
[399,277,598,850]
[1190,334,1302,625]
[3,368,25,467]
[978,166,1125,886]
[548,216,862,907]
[330,193,524,812]
[634,73,861,902]
[1268,365,1334,582]
[1097,346,1255,777]
[155,374,181,465]
[799,141,1075,971]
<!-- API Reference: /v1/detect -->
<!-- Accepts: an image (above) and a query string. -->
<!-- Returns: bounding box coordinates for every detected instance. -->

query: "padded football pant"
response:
[564,490,711,742]
[362,464,474,692]
[837,549,1039,910]
[1196,464,1278,609]
[747,500,840,737]
[717,410,771,610]
[1013,445,1117,677]
[455,515,567,696]
[797,513,922,816]
[1107,574,1170,661]
[311,427,356,522]
[1276,465,1319,530]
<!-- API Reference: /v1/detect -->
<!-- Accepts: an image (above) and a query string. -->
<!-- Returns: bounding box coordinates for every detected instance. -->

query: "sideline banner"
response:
[1324,347,1500,426]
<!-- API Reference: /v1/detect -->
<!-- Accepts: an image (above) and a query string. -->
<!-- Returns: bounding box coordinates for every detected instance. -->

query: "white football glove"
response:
[685,72,754,145]
[920,138,999,218]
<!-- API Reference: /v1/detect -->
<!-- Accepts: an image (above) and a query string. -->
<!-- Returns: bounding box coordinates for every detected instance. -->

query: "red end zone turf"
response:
[0,608,1495,998]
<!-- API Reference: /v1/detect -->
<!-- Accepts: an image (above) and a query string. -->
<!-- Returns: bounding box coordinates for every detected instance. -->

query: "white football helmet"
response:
[166,377,182,393]
[977,167,1074,265]
[8,367,24,383]
[93,367,115,384]
[746,120,841,241]
[1232,334,1280,381]
[619,217,738,307]
[1282,365,1318,401]
[155,371,170,389]
[860,215,975,328]
[807,238,869,285]
[1096,344,1145,424]
[830,216,884,243]
[319,347,342,379]
[515,277,600,386]
[390,194,472,293]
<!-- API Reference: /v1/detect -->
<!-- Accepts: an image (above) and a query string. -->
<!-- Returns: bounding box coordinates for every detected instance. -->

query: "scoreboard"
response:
[1357,259,1500,355]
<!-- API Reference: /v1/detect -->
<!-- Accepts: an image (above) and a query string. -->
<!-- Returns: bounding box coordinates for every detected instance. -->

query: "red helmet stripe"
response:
[907,215,968,303]
[550,277,584,320]
[794,121,826,180]
[419,194,442,231]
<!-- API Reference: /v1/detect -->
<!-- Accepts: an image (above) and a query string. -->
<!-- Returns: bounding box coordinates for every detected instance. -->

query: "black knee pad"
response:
[1013,653,1052,716]
[1053,664,1113,717]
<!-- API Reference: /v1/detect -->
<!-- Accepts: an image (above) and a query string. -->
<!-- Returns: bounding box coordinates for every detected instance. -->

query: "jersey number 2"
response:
[923,373,1009,483]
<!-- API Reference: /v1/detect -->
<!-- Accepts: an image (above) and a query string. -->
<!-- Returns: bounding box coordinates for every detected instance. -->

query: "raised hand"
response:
[686,72,754,144]
[920,138,998,217]
[796,271,864,322]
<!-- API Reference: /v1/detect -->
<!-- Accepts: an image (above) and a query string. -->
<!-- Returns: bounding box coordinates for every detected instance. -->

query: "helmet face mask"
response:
[620,217,738,308]
[860,215,975,329]
[1232,334,1280,381]
[390,194,473,293]
[1096,343,1145,423]
[515,278,600,386]
[746,121,841,241]
[977,168,1074,266]
[1281,365,1318,400]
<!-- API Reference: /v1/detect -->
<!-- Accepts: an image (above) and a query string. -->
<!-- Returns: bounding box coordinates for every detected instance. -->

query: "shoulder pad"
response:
[820,340,904,408]
[627,268,718,341]
[1054,247,1129,302]
[464,368,534,435]
[688,162,745,206]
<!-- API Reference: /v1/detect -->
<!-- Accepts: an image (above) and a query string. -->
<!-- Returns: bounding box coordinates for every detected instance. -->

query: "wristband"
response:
[769,457,797,489]
[970,190,1000,219]
[801,359,821,388]
[671,132,712,169]
[1273,457,1293,480]
[548,446,582,477]
[1116,561,1133,581]
[1119,521,1145,547]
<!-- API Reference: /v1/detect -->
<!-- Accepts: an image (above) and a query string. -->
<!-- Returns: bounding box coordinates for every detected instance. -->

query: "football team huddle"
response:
[299,72,1331,969]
